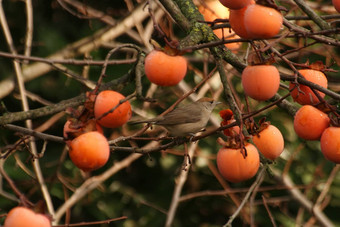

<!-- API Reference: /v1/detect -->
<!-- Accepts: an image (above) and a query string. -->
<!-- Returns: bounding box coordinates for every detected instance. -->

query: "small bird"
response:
[130,98,221,136]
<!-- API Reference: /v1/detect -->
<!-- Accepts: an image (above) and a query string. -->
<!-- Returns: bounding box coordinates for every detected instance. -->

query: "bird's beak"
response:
[216,101,222,105]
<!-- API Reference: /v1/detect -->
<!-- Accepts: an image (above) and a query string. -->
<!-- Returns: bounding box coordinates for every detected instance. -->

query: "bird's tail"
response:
[128,117,155,125]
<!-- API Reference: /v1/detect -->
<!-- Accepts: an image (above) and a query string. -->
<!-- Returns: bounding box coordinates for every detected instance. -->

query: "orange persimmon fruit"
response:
[229,1,255,39]
[199,0,230,21]
[217,143,260,183]
[94,90,132,128]
[320,127,340,163]
[213,29,241,52]
[69,131,110,171]
[198,0,241,51]
[293,105,330,140]
[4,207,51,227]
[333,0,340,13]
[144,50,187,86]
[244,4,283,39]
[253,125,284,160]
[289,69,328,105]
[241,65,280,101]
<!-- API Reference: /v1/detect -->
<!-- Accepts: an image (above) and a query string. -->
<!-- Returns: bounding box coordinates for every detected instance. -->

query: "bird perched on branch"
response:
[130,97,221,136]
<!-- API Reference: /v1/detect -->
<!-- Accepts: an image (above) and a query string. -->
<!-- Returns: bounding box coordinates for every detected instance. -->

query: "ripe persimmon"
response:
[229,2,255,39]
[214,30,241,52]
[289,69,328,105]
[244,4,283,39]
[241,65,280,101]
[199,0,241,51]
[69,131,110,171]
[4,207,51,227]
[94,90,132,128]
[217,143,260,183]
[219,0,253,10]
[320,127,340,163]
[199,0,229,21]
[293,105,330,140]
[333,0,340,13]
[144,50,187,86]
[253,125,284,160]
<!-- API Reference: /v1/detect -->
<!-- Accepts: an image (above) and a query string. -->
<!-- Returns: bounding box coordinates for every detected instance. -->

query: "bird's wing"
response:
[157,103,201,125]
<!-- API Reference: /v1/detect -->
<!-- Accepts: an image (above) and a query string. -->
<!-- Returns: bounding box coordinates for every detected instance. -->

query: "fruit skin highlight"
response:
[3,206,51,227]
[69,131,110,172]
[293,105,330,140]
[241,65,280,101]
[217,143,260,183]
[244,4,283,39]
[320,127,340,163]
[289,69,328,105]
[253,125,284,160]
[144,50,187,86]
[94,90,132,128]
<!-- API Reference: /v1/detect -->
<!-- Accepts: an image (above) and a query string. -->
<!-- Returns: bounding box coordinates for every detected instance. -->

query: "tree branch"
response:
[0,64,137,126]
[293,0,332,31]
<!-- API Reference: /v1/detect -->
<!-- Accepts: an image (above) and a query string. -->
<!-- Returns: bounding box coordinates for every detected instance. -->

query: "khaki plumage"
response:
[131,98,220,136]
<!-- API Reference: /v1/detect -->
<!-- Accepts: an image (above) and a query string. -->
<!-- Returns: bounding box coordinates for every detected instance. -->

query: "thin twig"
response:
[273,168,334,227]
[223,167,267,227]
[0,0,55,216]
[165,142,198,227]
[0,51,136,65]
[0,159,31,206]
[283,18,340,47]
[53,145,151,224]
[293,0,331,31]
[262,195,277,227]
[3,124,64,144]
[0,1,150,99]
[216,59,242,123]
[178,183,313,202]
[250,168,265,227]
[53,216,127,227]
[23,0,33,62]
[315,165,340,207]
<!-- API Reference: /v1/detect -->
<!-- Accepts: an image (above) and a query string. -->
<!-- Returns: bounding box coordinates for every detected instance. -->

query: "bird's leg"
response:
[188,133,196,143]
[189,128,206,143]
